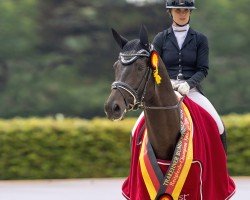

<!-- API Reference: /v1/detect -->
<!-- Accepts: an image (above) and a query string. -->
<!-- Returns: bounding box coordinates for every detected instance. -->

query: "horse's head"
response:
[104,25,160,121]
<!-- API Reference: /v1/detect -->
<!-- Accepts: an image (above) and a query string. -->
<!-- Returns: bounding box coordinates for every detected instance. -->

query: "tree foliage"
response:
[0,0,248,118]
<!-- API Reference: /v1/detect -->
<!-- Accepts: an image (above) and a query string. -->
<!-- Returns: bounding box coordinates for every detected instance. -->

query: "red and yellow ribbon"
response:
[139,102,193,200]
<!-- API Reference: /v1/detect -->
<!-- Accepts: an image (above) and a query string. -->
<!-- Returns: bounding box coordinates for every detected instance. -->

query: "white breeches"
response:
[187,88,224,134]
[171,80,225,135]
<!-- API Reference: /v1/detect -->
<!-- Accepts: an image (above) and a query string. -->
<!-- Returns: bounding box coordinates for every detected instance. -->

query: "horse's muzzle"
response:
[104,91,127,121]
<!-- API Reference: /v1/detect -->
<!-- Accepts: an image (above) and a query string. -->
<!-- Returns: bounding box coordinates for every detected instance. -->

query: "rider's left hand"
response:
[177,82,190,95]
[171,80,179,90]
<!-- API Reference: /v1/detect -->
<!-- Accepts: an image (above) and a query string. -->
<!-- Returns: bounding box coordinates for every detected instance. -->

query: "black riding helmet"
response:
[166,0,196,27]
[166,0,196,9]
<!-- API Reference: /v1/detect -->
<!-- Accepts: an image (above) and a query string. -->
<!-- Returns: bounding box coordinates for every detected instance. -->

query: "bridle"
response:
[111,49,152,111]
[111,48,183,111]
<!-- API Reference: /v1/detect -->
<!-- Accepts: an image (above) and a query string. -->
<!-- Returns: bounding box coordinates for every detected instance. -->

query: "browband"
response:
[119,49,150,65]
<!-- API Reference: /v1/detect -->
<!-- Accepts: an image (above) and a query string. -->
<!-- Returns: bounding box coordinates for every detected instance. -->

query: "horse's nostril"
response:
[113,103,121,113]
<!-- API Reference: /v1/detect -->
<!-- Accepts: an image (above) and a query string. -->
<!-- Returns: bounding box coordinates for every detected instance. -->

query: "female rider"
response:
[153,0,227,153]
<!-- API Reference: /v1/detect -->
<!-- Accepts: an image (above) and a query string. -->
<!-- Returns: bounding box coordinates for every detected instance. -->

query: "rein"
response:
[111,49,183,111]
[143,97,184,110]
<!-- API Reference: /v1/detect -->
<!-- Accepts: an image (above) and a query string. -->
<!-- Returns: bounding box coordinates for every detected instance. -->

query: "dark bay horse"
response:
[104,26,236,200]
[104,26,180,160]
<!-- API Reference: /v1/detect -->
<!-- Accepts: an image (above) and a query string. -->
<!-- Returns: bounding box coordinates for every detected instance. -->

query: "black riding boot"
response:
[220,130,227,155]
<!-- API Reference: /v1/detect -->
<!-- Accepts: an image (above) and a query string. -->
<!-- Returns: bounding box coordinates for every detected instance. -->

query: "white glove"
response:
[177,82,190,95]
[171,80,179,90]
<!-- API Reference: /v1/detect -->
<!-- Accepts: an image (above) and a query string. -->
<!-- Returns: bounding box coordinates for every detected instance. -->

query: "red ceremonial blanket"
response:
[122,97,236,200]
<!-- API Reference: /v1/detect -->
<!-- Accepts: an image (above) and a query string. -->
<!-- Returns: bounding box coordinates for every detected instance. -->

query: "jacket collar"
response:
[167,27,196,50]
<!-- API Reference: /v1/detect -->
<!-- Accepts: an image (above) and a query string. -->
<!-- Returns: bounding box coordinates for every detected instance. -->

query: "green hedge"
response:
[0,117,133,180]
[0,114,249,180]
[223,114,250,175]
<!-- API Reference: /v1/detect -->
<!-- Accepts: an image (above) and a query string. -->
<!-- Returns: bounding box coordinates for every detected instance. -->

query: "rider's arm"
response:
[186,34,209,89]
[152,32,164,56]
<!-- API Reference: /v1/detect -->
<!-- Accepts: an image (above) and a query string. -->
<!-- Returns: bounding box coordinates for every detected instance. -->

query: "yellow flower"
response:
[150,51,162,85]
[153,69,161,85]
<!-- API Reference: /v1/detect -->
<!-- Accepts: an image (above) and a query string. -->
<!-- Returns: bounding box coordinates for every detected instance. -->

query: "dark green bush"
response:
[0,118,132,180]
[223,114,250,175]
[0,114,249,180]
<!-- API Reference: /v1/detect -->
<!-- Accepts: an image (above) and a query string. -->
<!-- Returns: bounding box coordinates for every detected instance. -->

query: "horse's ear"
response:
[139,25,149,50]
[111,28,128,49]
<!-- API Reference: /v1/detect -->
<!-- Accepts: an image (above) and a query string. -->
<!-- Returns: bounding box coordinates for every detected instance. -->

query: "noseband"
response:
[111,49,183,111]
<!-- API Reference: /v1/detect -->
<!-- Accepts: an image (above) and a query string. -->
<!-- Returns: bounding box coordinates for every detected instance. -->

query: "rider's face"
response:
[171,8,191,26]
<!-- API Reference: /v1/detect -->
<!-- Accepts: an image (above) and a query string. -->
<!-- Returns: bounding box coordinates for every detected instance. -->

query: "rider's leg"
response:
[171,79,227,153]
[187,88,227,154]
[187,88,224,134]
[220,130,227,155]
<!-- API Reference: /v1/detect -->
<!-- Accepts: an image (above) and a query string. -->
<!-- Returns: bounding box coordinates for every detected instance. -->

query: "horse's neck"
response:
[144,60,180,160]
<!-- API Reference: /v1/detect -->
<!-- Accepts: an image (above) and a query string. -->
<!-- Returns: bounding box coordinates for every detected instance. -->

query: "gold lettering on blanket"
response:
[179,194,190,200]
[163,140,183,186]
